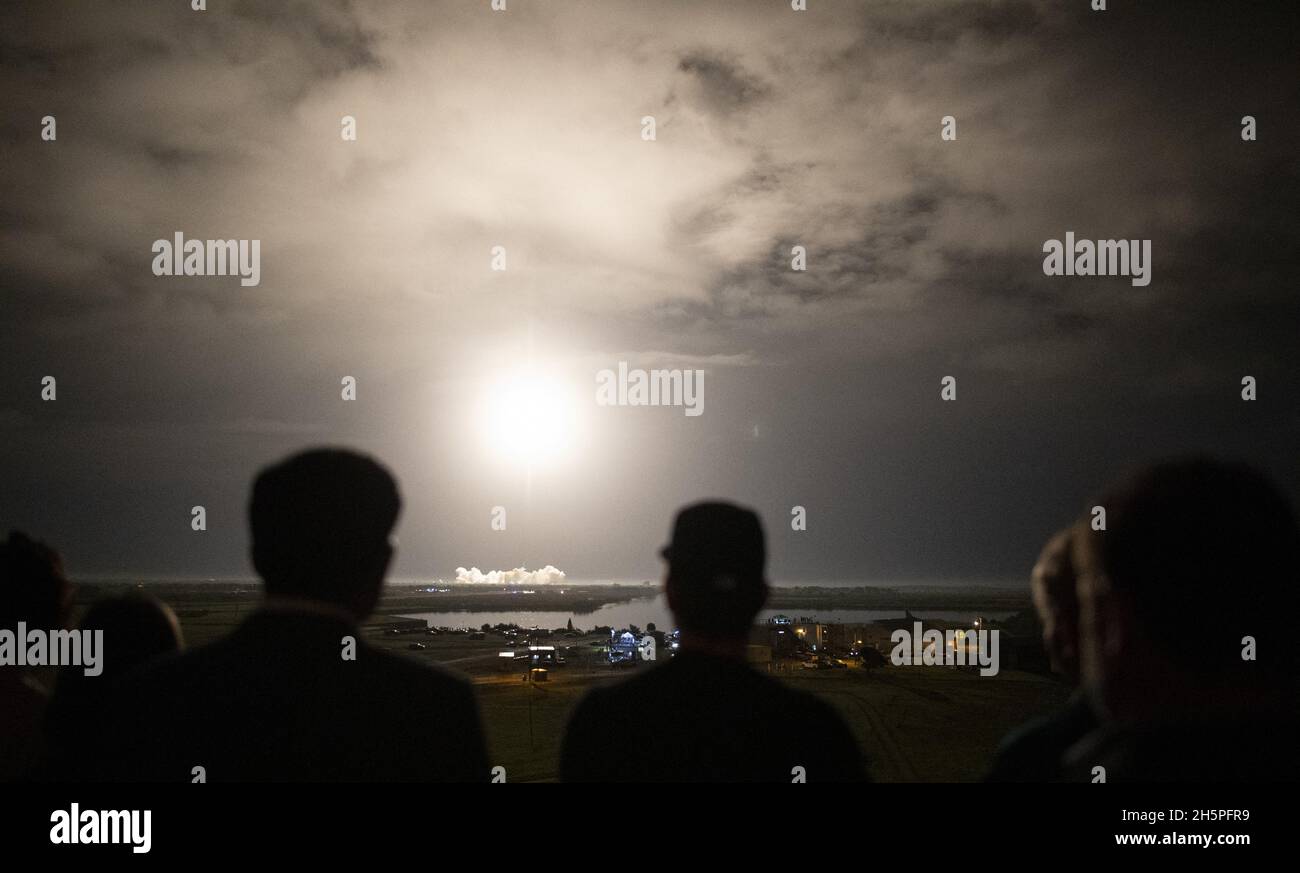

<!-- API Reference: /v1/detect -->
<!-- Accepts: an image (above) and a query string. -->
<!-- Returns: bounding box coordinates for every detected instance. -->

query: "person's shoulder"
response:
[994,693,1095,758]
[568,668,664,723]
[1068,713,1300,782]
[571,677,628,715]
[115,637,226,692]
[763,678,867,780]
[771,680,837,717]
[561,673,661,780]
[592,661,681,701]
[987,701,1095,782]
[357,643,475,695]
[756,676,855,740]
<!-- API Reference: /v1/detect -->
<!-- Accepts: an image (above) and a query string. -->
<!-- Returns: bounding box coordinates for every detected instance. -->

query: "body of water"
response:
[401,593,1014,631]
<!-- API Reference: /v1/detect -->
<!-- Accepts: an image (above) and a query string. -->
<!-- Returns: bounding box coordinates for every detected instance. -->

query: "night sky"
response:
[2,0,1296,583]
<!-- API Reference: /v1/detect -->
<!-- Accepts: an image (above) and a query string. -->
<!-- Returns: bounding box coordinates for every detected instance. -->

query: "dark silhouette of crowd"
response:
[1,449,1295,782]
[989,458,1299,781]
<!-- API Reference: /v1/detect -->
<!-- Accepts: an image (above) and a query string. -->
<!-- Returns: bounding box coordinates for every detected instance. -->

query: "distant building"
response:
[607,630,639,663]
[753,623,796,658]
[793,621,828,651]
[514,645,564,666]
[824,623,873,654]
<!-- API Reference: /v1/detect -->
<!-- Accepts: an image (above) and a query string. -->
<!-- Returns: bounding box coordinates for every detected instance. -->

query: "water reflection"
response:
[401,593,1013,631]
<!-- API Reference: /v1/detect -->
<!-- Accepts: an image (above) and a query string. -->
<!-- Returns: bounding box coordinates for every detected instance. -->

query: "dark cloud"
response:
[676,49,769,116]
[231,0,381,80]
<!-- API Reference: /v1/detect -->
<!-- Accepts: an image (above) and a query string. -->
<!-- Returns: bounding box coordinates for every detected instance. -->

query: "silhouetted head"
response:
[44,594,183,751]
[1030,528,1080,682]
[78,594,182,679]
[249,449,401,620]
[0,531,71,631]
[662,501,768,640]
[1075,457,1299,719]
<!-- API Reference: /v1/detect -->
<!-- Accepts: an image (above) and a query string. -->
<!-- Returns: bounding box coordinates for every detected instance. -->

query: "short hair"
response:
[249,449,401,603]
[78,594,181,679]
[1091,457,1299,678]
[0,531,70,629]
[662,501,767,637]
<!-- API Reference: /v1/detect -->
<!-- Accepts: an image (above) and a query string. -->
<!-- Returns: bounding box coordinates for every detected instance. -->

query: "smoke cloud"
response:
[453,566,567,586]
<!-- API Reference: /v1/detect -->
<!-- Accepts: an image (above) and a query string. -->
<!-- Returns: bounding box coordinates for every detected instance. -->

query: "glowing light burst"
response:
[481,371,580,468]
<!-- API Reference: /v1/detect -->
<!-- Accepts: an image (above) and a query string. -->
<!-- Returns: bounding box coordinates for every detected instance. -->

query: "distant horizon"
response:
[71,572,1028,591]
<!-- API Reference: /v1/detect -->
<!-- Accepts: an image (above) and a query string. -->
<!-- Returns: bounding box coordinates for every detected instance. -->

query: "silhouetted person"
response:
[986,528,1096,781]
[88,448,489,782]
[43,594,182,766]
[1065,458,1300,781]
[561,501,866,782]
[0,531,71,781]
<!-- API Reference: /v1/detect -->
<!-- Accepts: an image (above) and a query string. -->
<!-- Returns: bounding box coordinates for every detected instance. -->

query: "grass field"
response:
[459,662,1070,782]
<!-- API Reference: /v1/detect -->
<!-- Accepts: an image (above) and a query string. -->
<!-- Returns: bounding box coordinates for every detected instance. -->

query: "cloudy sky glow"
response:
[2,0,1297,583]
